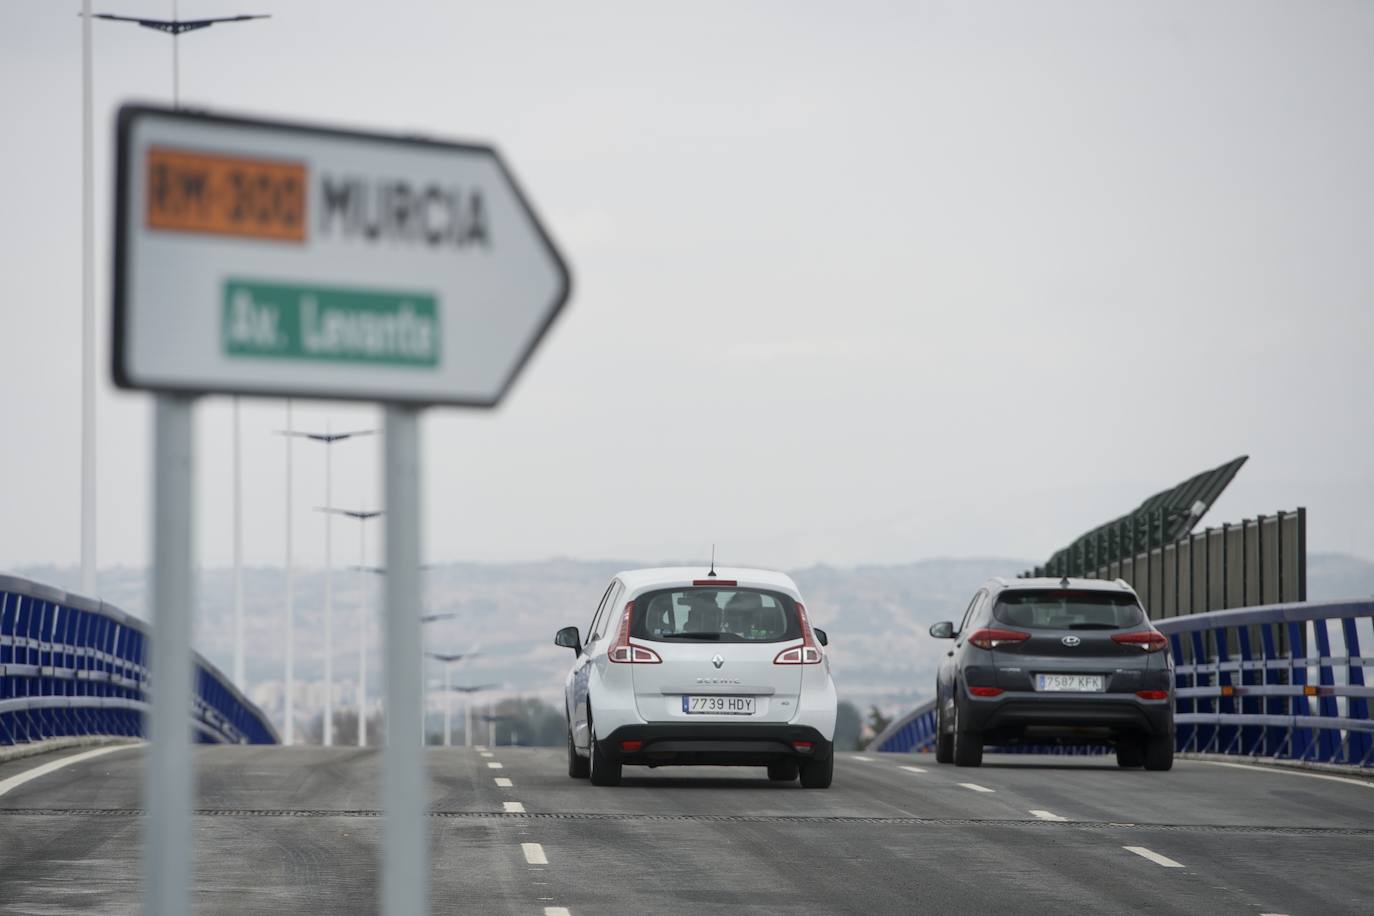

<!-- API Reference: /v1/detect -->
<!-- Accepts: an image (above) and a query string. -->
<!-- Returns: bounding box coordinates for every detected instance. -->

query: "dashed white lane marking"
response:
[899,765,927,774]
[503,801,525,813]
[474,745,488,751]
[852,755,873,762]
[958,782,993,793]
[487,762,504,769]
[544,908,571,916]
[480,751,494,758]
[0,745,137,799]
[1029,810,1067,822]
[522,842,548,865]
[1124,846,1185,868]
[494,777,513,787]
[1196,759,1374,790]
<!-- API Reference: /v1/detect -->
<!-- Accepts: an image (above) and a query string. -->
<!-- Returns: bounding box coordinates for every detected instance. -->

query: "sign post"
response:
[114,105,570,915]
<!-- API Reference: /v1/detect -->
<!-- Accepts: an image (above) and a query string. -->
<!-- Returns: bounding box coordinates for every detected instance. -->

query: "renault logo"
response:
[712,654,725,669]
[1061,635,1081,647]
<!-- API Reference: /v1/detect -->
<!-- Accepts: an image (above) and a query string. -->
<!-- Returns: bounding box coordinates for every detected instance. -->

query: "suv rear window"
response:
[993,590,1145,630]
[631,587,802,643]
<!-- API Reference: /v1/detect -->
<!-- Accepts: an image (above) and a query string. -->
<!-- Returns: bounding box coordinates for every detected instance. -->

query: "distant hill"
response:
[11,552,1374,730]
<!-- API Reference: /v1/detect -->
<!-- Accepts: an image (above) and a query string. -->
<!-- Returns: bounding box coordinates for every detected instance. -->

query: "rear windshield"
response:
[993,590,1145,630]
[630,587,802,644]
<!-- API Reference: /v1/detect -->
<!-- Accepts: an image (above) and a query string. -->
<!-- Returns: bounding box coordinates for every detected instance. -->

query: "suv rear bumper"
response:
[964,693,1174,741]
[602,723,832,767]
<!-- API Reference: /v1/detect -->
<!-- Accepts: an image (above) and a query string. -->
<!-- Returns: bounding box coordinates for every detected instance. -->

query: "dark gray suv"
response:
[930,577,1174,770]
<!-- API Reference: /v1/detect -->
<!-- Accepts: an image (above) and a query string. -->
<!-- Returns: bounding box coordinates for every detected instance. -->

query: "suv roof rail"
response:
[1115,578,1131,589]
[989,576,1008,587]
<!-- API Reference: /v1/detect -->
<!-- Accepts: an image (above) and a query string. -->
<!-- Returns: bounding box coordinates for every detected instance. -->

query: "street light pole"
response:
[425,651,482,747]
[80,0,95,598]
[281,427,376,746]
[284,400,294,744]
[320,507,383,746]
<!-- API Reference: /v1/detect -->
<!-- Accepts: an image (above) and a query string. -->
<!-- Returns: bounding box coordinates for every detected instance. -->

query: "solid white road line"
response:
[958,782,994,793]
[494,777,513,787]
[1029,810,1067,822]
[1196,759,1374,790]
[899,765,927,774]
[487,762,504,769]
[504,801,525,813]
[544,908,571,916]
[0,745,136,799]
[522,842,548,865]
[1124,846,1185,868]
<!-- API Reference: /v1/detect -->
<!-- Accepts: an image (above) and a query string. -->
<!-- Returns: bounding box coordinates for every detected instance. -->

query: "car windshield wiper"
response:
[1066,623,1120,630]
[656,632,722,640]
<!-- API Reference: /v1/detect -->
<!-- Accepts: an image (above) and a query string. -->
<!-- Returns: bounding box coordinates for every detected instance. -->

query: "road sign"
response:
[113,104,571,406]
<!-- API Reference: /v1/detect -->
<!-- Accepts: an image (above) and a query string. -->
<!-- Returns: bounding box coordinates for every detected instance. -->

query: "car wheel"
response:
[951,695,983,768]
[767,760,799,782]
[588,731,622,786]
[798,753,833,789]
[1143,732,1174,771]
[935,700,954,764]
[567,730,589,779]
[1115,737,1145,768]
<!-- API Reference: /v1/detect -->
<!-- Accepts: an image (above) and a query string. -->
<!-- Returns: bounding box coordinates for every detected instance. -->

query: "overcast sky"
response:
[2,1,1371,584]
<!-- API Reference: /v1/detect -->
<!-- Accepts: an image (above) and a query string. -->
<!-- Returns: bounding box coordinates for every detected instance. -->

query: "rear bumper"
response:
[964,693,1174,741]
[602,723,832,767]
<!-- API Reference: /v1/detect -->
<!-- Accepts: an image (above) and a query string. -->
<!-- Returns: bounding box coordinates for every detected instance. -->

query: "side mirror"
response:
[929,621,955,639]
[813,627,829,647]
[554,625,582,655]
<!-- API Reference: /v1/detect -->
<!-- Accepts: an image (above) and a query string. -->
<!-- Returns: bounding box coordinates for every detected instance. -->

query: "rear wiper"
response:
[1066,623,1119,630]
[656,632,722,640]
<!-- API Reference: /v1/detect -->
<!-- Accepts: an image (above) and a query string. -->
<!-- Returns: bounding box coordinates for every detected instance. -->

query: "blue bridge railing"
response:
[0,574,277,746]
[871,597,1373,768]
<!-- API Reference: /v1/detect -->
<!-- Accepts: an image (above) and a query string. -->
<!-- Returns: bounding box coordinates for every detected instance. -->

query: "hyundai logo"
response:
[1061,635,1081,647]
[712,654,725,669]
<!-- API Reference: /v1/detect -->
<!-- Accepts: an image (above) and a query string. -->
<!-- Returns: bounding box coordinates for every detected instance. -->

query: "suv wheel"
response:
[767,760,799,782]
[1143,732,1174,771]
[567,729,589,779]
[935,700,954,764]
[951,696,983,768]
[588,732,622,786]
[798,753,833,789]
[1115,737,1144,768]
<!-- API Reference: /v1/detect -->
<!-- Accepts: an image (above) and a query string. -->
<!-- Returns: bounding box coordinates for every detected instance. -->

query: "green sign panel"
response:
[222,279,440,367]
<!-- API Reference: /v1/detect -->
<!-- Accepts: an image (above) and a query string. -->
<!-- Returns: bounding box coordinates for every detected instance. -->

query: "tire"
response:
[1115,738,1144,768]
[767,760,799,782]
[951,696,983,768]
[1143,732,1174,772]
[588,732,622,786]
[567,730,589,779]
[935,701,954,764]
[798,753,833,789]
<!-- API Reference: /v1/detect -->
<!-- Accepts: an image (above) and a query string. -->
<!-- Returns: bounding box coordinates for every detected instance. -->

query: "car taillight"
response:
[968,686,1004,697]
[1136,689,1170,701]
[607,601,662,664]
[774,602,823,665]
[1112,630,1168,653]
[619,739,644,752]
[966,628,1030,650]
[792,740,814,753]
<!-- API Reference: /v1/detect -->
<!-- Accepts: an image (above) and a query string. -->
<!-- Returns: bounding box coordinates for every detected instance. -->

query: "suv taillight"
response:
[774,602,824,665]
[966,628,1030,650]
[607,601,662,664]
[1112,630,1168,653]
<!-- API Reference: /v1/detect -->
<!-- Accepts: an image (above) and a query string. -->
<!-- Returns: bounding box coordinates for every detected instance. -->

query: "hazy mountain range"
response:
[12,552,1374,732]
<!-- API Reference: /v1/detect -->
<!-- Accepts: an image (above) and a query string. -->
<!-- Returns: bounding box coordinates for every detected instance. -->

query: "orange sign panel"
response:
[146,147,307,242]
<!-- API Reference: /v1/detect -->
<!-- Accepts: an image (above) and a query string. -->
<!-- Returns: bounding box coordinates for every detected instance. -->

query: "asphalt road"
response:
[0,744,1371,915]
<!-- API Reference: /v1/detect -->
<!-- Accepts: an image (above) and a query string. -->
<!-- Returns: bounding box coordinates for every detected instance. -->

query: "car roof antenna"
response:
[707,544,717,578]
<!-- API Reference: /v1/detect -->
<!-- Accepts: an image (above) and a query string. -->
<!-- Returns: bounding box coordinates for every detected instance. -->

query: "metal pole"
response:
[284,400,295,745]
[464,694,471,748]
[80,0,96,598]
[145,394,196,916]
[359,517,368,747]
[232,397,244,686]
[382,404,426,916]
[443,664,452,747]
[488,702,495,747]
[324,425,333,746]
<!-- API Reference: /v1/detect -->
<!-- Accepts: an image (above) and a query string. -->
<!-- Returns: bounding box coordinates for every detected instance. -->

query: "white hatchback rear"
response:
[555,567,838,787]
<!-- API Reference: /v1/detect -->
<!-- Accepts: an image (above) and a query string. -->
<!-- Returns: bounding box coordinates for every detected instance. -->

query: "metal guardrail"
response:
[0,574,277,746]
[871,598,1372,767]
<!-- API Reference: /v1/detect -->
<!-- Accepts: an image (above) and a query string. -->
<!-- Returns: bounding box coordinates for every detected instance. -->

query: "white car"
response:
[555,567,838,788]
